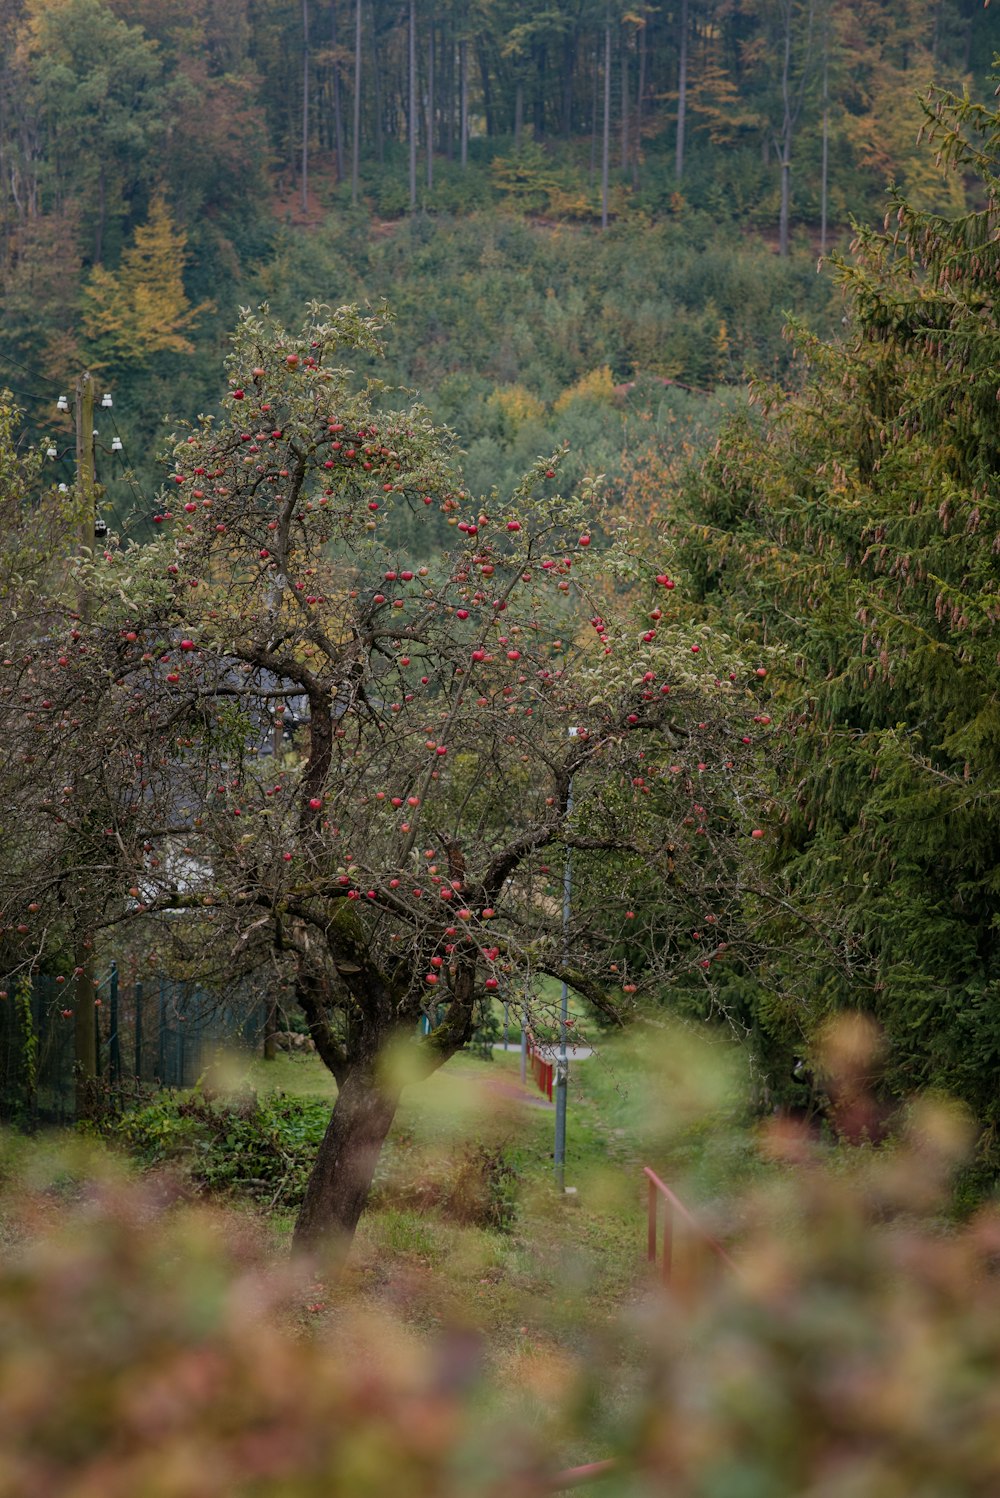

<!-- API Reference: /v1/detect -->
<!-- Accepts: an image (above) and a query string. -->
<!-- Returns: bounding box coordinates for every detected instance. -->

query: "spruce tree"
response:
[674,79,1000,1141]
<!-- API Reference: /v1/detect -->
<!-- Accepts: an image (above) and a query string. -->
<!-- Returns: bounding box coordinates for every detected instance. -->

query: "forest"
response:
[1,0,997,532]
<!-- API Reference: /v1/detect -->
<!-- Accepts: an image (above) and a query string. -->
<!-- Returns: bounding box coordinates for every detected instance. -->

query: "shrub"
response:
[0,1140,549,1496]
[372,1136,519,1235]
[102,1090,329,1207]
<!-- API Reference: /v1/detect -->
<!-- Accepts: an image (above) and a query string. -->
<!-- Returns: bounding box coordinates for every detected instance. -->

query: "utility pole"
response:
[72,371,98,1117]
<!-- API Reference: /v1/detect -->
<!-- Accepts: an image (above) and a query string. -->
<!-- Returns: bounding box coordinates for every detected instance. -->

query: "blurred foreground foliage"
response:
[3,1022,1000,1496]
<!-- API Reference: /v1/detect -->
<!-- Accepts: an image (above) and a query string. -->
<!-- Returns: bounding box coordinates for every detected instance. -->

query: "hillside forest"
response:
[1,0,998,531]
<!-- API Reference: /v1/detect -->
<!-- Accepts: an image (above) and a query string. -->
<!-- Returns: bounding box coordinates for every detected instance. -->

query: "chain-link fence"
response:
[0,967,270,1125]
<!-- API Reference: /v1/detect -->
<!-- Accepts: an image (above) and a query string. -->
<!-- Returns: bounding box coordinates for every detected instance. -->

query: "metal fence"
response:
[0,967,269,1125]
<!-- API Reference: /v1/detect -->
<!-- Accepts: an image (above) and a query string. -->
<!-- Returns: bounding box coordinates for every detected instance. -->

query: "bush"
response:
[5,1076,1000,1494]
[102,1089,329,1208]
[0,1138,549,1496]
[372,1137,519,1235]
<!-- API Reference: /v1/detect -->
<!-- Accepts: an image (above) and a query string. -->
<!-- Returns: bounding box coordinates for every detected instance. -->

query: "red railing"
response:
[524,1170,737,1492]
[643,1165,737,1284]
[526,1033,554,1100]
[543,1459,618,1492]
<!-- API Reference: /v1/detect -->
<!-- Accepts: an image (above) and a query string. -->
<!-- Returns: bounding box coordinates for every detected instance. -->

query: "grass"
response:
[241,1017,765,1353]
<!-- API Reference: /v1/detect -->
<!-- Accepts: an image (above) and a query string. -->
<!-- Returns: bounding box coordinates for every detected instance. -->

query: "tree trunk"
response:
[820,27,828,255]
[372,13,384,166]
[601,16,611,229]
[408,0,417,210]
[675,0,688,181]
[561,25,575,137]
[331,0,345,183]
[460,37,469,166]
[445,31,454,159]
[779,145,791,256]
[620,30,628,172]
[514,78,523,150]
[263,999,278,1061]
[95,164,106,265]
[292,1065,400,1254]
[301,0,310,215]
[426,13,434,191]
[778,0,793,257]
[634,10,646,188]
[589,41,598,184]
[351,0,362,202]
[532,41,546,139]
[476,39,494,136]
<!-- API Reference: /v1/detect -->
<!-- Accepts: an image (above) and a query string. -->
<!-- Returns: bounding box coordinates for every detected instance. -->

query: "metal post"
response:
[72,373,98,1119]
[108,960,120,1086]
[176,984,186,1087]
[554,737,576,1190]
[157,975,166,1084]
[134,980,143,1080]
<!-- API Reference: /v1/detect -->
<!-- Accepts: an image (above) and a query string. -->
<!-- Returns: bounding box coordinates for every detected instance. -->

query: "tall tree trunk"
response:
[409,0,417,210]
[514,77,523,149]
[675,0,688,181]
[533,42,546,139]
[601,16,611,229]
[634,11,647,188]
[445,31,454,159]
[426,13,434,191]
[476,39,494,136]
[372,14,384,165]
[301,0,310,214]
[620,29,629,172]
[589,41,599,184]
[460,37,469,164]
[777,0,815,258]
[778,0,793,257]
[561,26,575,137]
[331,0,345,183]
[95,164,106,265]
[351,0,362,203]
[292,1065,400,1254]
[820,14,829,255]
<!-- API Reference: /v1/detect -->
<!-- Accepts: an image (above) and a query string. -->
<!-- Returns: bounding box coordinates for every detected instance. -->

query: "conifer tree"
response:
[81,193,210,365]
[674,79,1000,1140]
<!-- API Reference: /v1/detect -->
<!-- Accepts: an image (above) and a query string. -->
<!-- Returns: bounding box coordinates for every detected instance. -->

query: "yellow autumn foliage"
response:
[486,384,546,433]
[553,366,615,414]
[81,193,212,365]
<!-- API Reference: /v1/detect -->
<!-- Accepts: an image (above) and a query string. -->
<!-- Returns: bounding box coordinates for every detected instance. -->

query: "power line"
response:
[0,350,61,393]
[107,410,150,527]
[1,380,65,408]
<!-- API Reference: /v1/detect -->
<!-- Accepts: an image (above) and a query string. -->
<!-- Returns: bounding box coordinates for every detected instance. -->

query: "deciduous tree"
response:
[0,305,772,1250]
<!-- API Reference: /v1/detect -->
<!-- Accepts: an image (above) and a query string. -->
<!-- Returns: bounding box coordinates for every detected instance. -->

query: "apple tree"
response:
[0,310,774,1248]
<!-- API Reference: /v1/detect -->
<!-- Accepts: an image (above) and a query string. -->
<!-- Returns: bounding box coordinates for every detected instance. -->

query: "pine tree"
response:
[673,78,1000,1143]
